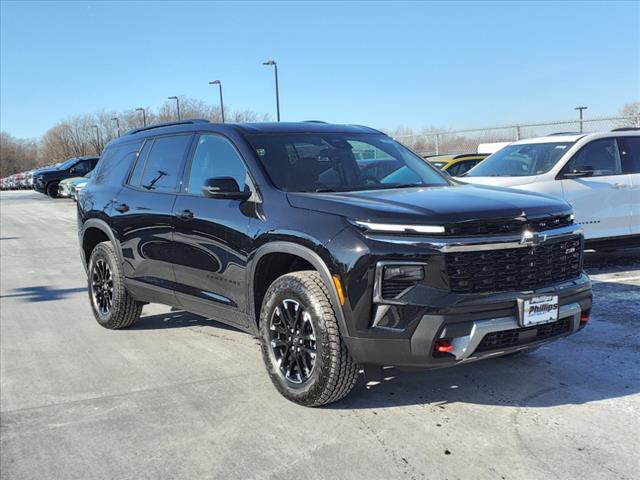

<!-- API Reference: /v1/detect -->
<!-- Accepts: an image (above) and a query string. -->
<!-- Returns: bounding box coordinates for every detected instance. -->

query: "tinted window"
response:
[245,133,447,192]
[93,141,143,185]
[187,134,247,194]
[467,142,573,177]
[128,140,153,187]
[565,138,622,177]
[73,160,91,175]
[137,135,191,191]
[618,136,640,174]
[457,160,480,175]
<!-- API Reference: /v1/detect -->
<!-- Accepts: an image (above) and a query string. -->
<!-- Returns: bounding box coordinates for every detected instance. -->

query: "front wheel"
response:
[259,271,359,407]
[46,182,59,198]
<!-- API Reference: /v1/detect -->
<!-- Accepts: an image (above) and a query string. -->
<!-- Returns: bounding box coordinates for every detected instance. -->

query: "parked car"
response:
[71,176,91,201]
[58,171,93,198]
[34,156,99,197]
[78,120,591,406]
[428,153,488,176]
[460,129,640,249]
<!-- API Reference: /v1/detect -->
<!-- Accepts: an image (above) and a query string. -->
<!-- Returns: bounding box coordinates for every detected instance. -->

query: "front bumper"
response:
[58,184,71,197]
[343,273,591,368]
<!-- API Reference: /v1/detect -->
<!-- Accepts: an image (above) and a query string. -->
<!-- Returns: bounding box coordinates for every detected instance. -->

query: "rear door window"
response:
[130,134,192,191]
[618,136,640,174]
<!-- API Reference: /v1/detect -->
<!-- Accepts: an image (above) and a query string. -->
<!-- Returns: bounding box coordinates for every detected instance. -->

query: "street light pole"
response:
[136,107,146,127]
[209,80,225,123]
[575,106,588,133]
[168,96,181,120]
[112,117,120,136]
[91,125,101,152]
[263,59,280,121]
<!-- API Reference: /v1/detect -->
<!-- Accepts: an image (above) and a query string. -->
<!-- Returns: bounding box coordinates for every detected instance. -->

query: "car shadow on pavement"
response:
[0,285,86,302]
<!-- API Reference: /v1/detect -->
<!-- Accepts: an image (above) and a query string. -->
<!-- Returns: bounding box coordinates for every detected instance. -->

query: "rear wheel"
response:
[88,241,143,329]
[259,271,359,407]
[46,182,59,198]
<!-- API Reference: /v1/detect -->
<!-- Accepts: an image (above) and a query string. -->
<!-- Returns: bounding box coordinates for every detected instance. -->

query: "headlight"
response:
[354,220,445,234]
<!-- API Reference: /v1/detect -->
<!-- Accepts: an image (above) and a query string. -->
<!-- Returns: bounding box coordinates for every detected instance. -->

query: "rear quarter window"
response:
[93,141,143,185]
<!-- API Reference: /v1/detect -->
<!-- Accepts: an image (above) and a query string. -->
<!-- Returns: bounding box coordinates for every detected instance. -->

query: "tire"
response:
[46,182,59,198]
[87,241,143,329]
[259,271,359,407]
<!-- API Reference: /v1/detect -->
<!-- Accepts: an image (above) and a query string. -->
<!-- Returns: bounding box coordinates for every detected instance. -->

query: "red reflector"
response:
[580,314,590,322]
[435,339,453,353]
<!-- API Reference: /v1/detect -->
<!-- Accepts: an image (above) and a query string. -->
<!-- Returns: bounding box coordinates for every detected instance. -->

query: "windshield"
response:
[244,133,448,192]
[56,158,78,170]
[465,142,574,177]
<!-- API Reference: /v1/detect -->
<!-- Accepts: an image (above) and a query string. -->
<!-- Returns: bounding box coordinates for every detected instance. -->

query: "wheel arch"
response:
[80,218,123,271]
[248,242,348,337]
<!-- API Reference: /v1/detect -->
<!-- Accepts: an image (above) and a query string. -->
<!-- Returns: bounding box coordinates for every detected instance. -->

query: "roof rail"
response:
[125,119,211,136]
[548,131,584,136]
[611,127,639,132]
[302,120,328,123]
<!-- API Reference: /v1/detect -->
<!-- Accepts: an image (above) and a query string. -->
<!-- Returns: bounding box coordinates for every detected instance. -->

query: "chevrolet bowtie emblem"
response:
[520,230,546,246]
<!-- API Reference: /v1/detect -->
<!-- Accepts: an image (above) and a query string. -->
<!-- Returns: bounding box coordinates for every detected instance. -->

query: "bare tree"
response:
[618,102,640,127]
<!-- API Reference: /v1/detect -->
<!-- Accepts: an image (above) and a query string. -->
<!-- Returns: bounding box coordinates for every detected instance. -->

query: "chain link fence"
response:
[393,115,640,156]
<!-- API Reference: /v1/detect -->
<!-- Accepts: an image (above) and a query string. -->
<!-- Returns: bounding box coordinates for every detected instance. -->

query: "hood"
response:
[455,176,537,187]
[286,184,570,225]
[60,176,85,186]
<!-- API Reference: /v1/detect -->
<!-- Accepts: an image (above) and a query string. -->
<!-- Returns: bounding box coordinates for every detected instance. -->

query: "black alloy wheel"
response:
[91,258,113,316]
[269,298,317,384]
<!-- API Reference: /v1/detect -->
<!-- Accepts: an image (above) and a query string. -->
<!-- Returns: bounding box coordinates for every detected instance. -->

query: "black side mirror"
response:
[202,177,251,200]
[563,166,594,179]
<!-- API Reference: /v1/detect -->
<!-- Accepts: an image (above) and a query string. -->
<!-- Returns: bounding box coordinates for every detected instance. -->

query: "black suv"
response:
[77,120,592,406]
[35,156,99,197]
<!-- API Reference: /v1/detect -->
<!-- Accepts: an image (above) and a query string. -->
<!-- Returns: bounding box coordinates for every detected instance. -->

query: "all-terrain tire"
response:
[46,182,59,198]
[259,271,359,407]
[88,241,143,329]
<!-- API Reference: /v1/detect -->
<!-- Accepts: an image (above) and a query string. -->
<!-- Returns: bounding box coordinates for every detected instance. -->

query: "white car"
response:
[459,129,639,248]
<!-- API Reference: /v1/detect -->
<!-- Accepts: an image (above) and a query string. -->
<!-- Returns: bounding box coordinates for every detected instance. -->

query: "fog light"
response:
[383,265,425,282]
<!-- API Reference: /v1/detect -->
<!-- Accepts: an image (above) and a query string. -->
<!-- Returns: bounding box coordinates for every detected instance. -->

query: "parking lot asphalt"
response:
[1,189,639,480]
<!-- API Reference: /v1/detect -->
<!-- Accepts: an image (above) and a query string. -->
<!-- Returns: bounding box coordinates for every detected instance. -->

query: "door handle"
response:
[176,209,194,221]
[114,203,129,213]
[612,183,627,189]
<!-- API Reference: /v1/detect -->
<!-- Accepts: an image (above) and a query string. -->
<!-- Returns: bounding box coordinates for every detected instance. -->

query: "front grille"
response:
[446,235,582,294]
[475,317,572,353]
[381,279,414,299]
[446,214,573,236]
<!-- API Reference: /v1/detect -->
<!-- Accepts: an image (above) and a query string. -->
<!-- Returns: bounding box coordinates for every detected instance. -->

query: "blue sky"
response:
[1,0,639,138]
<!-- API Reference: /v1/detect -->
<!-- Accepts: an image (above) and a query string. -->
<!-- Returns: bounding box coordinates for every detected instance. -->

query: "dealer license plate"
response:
[521,295,559,327]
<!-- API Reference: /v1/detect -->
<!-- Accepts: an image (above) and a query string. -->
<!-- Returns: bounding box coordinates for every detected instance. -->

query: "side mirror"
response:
[563,167,594,179]
[202,177,251,200]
